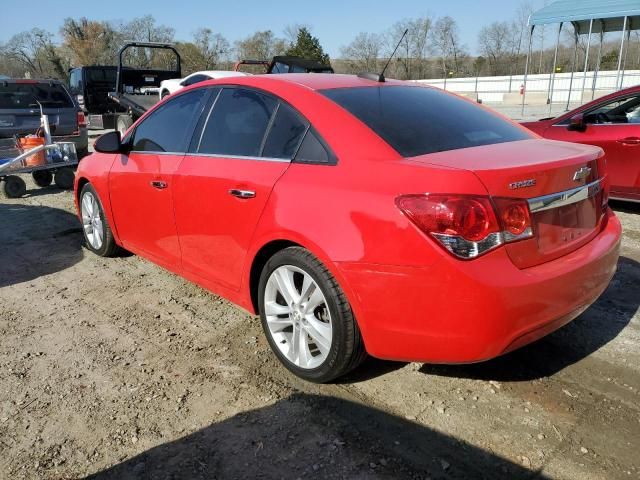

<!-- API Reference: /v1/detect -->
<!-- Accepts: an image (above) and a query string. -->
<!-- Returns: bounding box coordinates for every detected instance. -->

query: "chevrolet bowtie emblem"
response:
[573,166,592,182]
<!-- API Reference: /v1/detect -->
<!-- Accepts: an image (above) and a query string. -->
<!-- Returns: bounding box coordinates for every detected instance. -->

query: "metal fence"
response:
[416,70,640,104]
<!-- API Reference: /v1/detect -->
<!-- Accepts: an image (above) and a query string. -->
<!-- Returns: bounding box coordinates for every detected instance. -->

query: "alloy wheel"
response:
[264,265,333,369]
[81,191,104,250]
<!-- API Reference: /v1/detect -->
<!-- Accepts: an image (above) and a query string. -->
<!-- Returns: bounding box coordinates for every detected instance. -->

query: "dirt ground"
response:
[0,178,638,480]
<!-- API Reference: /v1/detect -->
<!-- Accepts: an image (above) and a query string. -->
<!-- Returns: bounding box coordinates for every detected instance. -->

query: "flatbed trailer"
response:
[108,42,181,134]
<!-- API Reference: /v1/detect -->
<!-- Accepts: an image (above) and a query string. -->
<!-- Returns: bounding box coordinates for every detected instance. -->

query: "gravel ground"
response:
[0,173,639,479]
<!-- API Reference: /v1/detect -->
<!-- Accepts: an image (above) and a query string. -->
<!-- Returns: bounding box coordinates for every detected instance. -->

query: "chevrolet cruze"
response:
[75,74,621,382]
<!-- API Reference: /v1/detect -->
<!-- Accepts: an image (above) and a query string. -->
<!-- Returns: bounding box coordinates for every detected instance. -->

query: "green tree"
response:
[285,27,330,64]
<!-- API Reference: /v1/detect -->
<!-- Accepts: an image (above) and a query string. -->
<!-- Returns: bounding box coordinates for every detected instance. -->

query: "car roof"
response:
[197,73,407,91]
[192,71,250,78]
[1,78,64,85]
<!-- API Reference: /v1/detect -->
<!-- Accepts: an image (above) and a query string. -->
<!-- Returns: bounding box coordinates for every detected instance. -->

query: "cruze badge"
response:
[509,179,536,190]
[573,166,592,182]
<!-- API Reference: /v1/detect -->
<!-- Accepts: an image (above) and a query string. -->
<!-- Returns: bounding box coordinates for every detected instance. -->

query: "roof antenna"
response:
[358,28,409,83]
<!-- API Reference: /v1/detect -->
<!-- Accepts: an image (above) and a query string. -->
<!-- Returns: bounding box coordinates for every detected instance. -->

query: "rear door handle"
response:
[617,137,640,145]
[150,180,168,189]
[229,189,256,199]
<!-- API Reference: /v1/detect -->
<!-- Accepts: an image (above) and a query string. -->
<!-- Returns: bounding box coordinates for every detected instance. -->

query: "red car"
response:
[522,85,640,203]
[75,74,621,382]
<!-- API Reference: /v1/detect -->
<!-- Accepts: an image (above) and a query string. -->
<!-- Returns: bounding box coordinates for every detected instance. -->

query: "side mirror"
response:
[567,113,587,132]
[94,130,125,153]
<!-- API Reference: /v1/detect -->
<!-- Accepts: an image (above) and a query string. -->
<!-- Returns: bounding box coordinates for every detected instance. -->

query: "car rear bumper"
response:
[336,209,621,363]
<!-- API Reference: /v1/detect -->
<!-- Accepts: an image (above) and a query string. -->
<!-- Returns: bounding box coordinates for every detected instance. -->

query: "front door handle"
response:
[617,137,640,145]
[229,188,256,199]
[150,180,168,189]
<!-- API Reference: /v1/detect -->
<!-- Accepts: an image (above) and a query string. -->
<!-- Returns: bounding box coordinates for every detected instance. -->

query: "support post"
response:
[566,23,579,111]
[521,25,534,116]
[592,28,604,100]
[620,21,632,89]
[548,22,563,116]
[615,16,628,90]
[580,19,593,105]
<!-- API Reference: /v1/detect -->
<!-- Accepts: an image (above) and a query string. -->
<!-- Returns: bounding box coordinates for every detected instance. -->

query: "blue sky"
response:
[0,0,547,56]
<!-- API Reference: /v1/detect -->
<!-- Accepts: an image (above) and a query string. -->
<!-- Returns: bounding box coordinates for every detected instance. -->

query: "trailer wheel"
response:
[54,167,75,190]
[1,175,27,198]
[116,115,133,136]
[32,170,53,187]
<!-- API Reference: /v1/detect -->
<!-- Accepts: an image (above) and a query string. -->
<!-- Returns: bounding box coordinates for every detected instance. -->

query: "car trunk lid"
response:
[407,139,607,268]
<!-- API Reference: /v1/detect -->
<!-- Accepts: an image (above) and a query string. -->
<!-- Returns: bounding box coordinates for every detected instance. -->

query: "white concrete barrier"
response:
[503,92,548,106]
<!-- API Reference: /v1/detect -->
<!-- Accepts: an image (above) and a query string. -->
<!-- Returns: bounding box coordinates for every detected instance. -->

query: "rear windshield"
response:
[87,69,117,83]
[321,86,531,157]
[0,83,74,109]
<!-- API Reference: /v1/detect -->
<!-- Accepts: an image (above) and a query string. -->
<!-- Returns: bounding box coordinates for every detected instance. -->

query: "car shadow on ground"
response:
[420,256,639,382]
[0,202,84,288]
[85,393,546,480]
[22,185,71,198]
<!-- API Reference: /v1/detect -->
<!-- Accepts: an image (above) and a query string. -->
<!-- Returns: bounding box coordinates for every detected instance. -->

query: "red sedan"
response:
[75,74,621,382]
[522,85,640,203]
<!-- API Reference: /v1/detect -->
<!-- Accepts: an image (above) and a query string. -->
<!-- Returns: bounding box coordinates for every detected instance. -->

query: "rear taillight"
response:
[396,194,533,259]
[77,111,87,128]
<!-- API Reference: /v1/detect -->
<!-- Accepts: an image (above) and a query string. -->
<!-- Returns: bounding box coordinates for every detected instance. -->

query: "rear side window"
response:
[295,129,333,164]
[198,88,277,156]
[262,103,308,159]
[321,86,531,157]
[0,83,74,109]
[132,89,207,153]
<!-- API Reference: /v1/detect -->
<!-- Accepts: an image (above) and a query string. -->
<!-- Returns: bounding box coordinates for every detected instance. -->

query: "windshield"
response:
[321,85,531,157]
[0,83,74,109]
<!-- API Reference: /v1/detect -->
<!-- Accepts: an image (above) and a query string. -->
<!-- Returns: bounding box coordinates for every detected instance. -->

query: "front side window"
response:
[198,88,277,156]
[131,89,207,153]
[584,95,640,124]
[321,86,531,157]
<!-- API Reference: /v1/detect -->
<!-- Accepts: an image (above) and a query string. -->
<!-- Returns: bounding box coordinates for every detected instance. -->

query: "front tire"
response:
[258,247,366,383]
[80,183,118,257]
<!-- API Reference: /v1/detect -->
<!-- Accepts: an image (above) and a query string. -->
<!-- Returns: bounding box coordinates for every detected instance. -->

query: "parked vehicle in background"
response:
[522,85,640,203]
[108,42,181,135]
[0,79,88,158]
[234,56,334,74]
[68,66,127,130]
[159,71,249,99]
[75,74,620,382]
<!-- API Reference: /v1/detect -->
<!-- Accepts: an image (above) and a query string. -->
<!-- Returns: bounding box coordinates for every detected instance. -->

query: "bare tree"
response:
[61,17,120,66]
[340,32,383,73]
[1,28,66,78]
[193,28,230,69]
[234,30,287,61]
[385,16,433,79]
[430,16,464,77]
[478,21,517,75]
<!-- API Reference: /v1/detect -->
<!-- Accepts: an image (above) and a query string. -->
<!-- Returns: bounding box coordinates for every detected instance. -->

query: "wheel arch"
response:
[244,235,363,332]
[247,239,301,315]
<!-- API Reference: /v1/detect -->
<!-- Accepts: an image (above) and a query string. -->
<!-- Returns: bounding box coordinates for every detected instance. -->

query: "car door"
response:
[109,88,209,269]
[544,93,640,198]
[173,87,307,291]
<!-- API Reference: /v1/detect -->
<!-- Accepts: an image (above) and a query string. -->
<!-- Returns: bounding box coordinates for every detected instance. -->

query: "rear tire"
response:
[32,170,53,187]
[116,115,133,136]
[80,183,118,257]
[258,247,367,383]
[54,167,74,190]
[1,175,27,198]
[161,90,170,99]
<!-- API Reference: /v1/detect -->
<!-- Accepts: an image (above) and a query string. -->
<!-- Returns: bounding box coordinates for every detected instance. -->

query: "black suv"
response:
[0,79,88,157]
